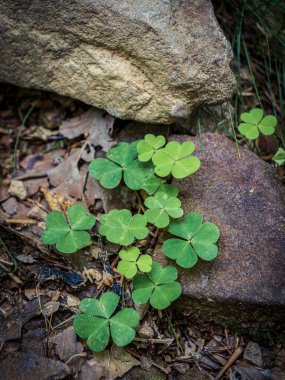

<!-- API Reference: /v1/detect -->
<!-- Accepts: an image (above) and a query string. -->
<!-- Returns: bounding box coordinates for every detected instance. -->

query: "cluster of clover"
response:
[42,134,221,352]
[238,108,284,165]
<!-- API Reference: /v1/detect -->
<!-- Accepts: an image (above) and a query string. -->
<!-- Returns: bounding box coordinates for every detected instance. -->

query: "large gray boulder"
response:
[0,0,235,124]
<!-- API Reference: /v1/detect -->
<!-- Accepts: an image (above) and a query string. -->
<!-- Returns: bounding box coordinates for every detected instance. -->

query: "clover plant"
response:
[132,262,181,309]
[42,134,221,353]
[152,141,201,178]
[137,134,166,162]
[117,247,152,278]
[89,141,153,190]
[144,191,183,228]
[99,209,148,246]
[42,205,95,253]
[163,212,220,268]
[238,108,277,140]
[73,292,139,352]
[273,147,285,166]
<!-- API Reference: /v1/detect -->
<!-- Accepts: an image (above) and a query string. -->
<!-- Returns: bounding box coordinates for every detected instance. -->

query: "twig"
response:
[65,352,87,365]
[5,219,37,224]
[13,172,47,181]
[134,337,174,344]
[165,309,185,356]
[52,314,77,330]
[127,349,170,375]
[215,346,243,379]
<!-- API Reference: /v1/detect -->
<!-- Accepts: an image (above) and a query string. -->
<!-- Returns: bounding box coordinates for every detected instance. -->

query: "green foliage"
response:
[42,133,221,353]
[238,108,277,140]
[144,191,183,228]
[42,205,95,254]
[137,134,166,162]
[89,141,153,190]
[99,209,148,246]
[117,247,152,278]
[157,184,179,198]
[141,174,163,195]
[273,147,285,165]
[162,212,220,268]
[152,141,201,178]
[73,292,139,352]
[132,262,181,309]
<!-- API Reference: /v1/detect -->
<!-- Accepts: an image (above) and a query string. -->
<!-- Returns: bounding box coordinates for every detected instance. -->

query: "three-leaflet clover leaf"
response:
[157,183,179,197]
[273,147,285,166]
[238,108,277,139]
[137,134,166,162]
[162,212,220,268]
[73,292,139,352]
[132,262,181,309]
[141,174,163,195]
[117,247,152,278]
[144,191,183,228]
[99,209,148,246]
[152,141,201,178]
[42,205,95,254]
[89,141,154,190]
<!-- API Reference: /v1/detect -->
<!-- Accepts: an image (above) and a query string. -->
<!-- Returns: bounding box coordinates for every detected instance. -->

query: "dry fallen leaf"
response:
[45,108,115,202]
[90,345,139,380]
[59,108,115,154]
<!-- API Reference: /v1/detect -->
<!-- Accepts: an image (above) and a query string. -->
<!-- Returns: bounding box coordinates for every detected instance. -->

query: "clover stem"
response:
[135,191,145,214]
[148,229,156,238]
[165,309,185,356]
[121,277,126,308]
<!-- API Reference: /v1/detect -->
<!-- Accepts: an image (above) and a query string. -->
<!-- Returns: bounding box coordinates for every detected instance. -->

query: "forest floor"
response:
[0,84,284,380]
[0,2,285,379]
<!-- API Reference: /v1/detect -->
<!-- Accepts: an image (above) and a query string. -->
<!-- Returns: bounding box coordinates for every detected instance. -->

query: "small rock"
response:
[172,362,190,375]
[137,320,155,339]
[0,352,69,380]
[52,326,84,362]
[65,294,80,307]
[243,341,263,368]
[41,301,60,317]
[16,254,36,264]
[8,180,27,200]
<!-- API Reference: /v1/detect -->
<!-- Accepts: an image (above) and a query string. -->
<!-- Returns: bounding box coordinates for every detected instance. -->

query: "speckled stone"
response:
[154,133,285,323]
[0,1,235,124]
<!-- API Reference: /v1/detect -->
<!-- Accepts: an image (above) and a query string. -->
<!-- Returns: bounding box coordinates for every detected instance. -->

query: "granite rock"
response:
[0,0,235,124]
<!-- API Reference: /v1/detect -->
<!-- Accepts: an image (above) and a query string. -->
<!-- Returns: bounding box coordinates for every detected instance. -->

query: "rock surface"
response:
[154,133,285,323]
[0,352,69,380]
[0,1,235,124]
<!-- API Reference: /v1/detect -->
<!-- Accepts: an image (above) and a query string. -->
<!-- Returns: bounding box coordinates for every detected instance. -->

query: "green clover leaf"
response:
[141,174,164,195]
[132,262,181,309]
[99,209,148,246]
[162,212,220,268]
[117,247,152,278]
[157,183,179,197]
[144,191,183,228]
[152,141,201,179]
[73,292,139,352]
[42,205,96,254]
[273,147,285,166]
[137,134,166,162]
[89,141,154,190]
[238,108,277,140]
